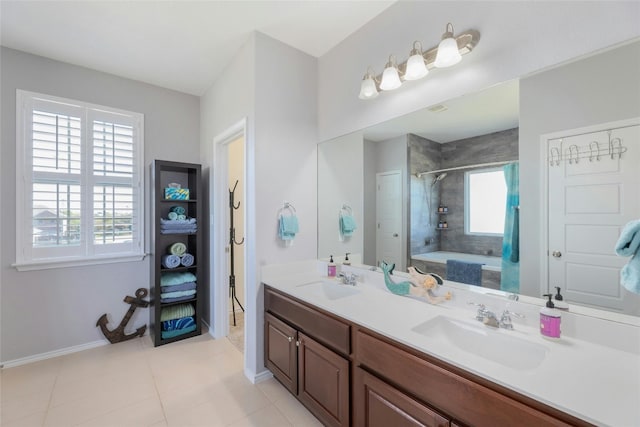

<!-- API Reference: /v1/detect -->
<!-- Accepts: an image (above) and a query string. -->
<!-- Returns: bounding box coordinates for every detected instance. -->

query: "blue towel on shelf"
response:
[340,214,357,236]
[160,271,196,287]
[615,219,640,294]
[161,254,181,269]
[180,253,195,267]
[161,281,197,293]
[160,289,196,300]
[446,259,483,287]
[161,294,197,304]
[161,315,196,332]
[279,215,299,240]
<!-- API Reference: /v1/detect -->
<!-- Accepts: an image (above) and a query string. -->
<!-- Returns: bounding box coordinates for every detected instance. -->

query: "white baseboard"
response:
[250,368,273,384]
[1,339,110,369]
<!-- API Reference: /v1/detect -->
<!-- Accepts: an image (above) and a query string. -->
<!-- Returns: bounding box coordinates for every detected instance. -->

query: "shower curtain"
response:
[501,162,520,293]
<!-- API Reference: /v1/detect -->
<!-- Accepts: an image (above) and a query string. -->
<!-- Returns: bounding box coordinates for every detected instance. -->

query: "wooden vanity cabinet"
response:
[264,286,350,427]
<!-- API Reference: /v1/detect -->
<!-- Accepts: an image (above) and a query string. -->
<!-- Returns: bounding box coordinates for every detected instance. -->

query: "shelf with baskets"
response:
[150,160,204,346]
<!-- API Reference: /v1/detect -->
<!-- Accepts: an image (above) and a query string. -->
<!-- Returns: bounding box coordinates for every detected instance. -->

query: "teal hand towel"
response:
[279,215,299,240]
[615,219,640,294]
[340,214,357,236]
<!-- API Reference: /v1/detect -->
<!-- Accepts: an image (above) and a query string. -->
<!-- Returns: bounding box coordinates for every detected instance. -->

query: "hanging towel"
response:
[180,253,195,267]
[168,242,187,256]
[615,219,640,294]
[279,215,299,241]
[446,259,483,286]
[161,254,181,269]
[340,214,357,236]
[510,207,520,263]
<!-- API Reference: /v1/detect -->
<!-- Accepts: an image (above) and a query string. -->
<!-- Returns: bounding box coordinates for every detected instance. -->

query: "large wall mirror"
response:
[318,40,640,317]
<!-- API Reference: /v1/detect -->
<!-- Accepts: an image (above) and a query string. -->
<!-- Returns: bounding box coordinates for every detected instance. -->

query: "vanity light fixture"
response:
[434,23,462,68]
[379,55,402,91]
[358,23,479,100]
[404,41,429,80]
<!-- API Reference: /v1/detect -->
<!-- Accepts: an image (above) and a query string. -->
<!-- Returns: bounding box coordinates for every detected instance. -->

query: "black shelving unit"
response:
[150,160,203,346]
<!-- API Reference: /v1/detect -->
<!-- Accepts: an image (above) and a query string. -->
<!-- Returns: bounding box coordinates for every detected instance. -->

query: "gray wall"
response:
[519,40,640,298]
[1,47,200,363]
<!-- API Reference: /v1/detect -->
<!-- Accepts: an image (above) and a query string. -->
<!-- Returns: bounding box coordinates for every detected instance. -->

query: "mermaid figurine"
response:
[380,261,451,304]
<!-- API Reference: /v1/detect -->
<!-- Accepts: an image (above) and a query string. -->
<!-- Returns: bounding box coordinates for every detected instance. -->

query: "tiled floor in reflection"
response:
[0,334,322,427]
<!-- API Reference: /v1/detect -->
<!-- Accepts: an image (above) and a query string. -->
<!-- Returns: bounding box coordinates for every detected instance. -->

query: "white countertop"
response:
[262,261,640,427]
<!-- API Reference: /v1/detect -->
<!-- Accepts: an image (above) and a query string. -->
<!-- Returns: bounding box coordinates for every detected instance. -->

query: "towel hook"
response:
[549,147,561,167]
[588,141,600,162]
[567,144,579,165]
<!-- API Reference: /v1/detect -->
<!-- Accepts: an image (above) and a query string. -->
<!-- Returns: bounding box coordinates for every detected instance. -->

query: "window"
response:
[15,90,144,270]
[465,168,506,236]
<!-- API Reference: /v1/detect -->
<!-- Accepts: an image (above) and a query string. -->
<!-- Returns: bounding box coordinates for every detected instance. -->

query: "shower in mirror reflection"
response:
[425,173,447,226]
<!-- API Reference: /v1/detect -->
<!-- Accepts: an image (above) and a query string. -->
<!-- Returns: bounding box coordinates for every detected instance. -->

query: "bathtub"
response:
[411,251,502,289]
[412,251,501,272]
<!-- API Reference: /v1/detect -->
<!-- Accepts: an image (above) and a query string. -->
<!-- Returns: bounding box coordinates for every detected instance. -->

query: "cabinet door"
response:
[355,367,450,427]
[298,332,350,427]
[265,313,297,394]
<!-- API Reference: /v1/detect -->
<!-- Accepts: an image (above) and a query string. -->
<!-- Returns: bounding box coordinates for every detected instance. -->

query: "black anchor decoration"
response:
[96,288,149,344]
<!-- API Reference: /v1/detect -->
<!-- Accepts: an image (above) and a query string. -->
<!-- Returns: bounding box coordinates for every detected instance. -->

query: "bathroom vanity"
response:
[262,263,639,427]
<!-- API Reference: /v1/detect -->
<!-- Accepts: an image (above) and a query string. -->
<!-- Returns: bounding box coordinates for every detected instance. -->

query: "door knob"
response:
[552,251,562,258]
[393,233,399,237]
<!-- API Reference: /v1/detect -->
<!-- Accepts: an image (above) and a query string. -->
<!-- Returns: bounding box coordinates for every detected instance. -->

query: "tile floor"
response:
[0,334,322,427]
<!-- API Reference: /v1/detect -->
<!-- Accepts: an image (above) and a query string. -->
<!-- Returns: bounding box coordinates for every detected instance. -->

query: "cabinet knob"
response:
[287,336,293,342]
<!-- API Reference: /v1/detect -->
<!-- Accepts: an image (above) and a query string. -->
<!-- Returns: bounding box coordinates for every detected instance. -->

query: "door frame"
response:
[212,118,248,341]
[539,117,640,299]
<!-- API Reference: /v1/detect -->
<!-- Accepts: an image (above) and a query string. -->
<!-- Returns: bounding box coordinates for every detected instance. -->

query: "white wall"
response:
[318,1,640,142]
[253,32,318,378]
[519,40,640,298]
[318,131,364,261]
[0,47,200,364]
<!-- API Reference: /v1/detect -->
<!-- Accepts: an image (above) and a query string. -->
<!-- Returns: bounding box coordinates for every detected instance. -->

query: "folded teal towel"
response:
[279,215,299,241]
[160,271,196,286]
[160,289,196,299]
[615,219,640,294]
[161,324,197,339]
[340,214,357,236]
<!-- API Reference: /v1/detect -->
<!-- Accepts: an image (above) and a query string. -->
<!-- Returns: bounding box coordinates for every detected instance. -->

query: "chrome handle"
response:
[552,251,562,258]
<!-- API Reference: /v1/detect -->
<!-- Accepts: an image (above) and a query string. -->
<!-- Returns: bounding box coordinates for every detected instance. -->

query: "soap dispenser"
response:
[343,253,351,266]
[553,286,569,310]
[540,294,561,339]
[328,255,337,277]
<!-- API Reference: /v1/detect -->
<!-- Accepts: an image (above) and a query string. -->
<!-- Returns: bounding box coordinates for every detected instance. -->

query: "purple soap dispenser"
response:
[540,294,561,339]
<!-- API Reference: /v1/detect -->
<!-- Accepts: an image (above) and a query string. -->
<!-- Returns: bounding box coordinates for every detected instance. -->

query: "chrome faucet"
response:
[469,303,523,329]
[338,272,358,286]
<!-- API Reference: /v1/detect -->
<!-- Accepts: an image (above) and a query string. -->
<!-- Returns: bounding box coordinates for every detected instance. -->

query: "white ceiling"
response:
[363,79,520,143]
[0,0,395,96]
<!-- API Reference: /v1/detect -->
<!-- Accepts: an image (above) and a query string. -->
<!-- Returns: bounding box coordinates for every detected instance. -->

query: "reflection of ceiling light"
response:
[434,23,462,68]
[358,23,478,100]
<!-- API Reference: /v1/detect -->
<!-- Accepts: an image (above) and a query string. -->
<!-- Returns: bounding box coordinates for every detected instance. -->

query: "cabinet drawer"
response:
[265,286,350,355]
[356,331,573,427]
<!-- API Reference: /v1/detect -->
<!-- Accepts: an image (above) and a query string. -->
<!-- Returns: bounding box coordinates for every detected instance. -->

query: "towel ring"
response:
[340,204,353,216]
[278,202,296,217]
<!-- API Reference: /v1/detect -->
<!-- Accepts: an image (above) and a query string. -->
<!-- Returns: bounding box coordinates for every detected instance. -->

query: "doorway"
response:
[376,170,403,270]
[227,136,245,352]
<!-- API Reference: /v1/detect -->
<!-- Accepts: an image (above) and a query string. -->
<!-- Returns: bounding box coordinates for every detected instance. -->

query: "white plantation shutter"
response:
[16,91,144,269]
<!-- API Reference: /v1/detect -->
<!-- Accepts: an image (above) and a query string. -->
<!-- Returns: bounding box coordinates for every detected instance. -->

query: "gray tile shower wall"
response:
[409,128,518,259]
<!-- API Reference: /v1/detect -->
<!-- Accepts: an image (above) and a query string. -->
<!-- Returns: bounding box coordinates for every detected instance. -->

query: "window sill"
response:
[12,253,148,272]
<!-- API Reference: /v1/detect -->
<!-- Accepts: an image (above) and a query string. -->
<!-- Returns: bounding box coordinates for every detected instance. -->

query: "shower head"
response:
[431,173,447,185]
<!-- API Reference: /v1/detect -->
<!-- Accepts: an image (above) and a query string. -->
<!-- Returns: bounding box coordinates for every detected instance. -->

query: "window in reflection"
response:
[465,168,506,236]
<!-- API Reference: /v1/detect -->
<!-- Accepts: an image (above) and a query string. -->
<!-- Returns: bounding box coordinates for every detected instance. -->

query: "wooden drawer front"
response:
[298,333,350,427]
[356,331,572,427]
[265,313,297,394]
[355,367,450,427]
[265,287,350,355]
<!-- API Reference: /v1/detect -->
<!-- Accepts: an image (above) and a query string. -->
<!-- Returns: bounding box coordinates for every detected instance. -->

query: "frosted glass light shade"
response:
[404,53,428,80]
[380,65,402,91]
[434,36,461,68]
[359,76,379,99]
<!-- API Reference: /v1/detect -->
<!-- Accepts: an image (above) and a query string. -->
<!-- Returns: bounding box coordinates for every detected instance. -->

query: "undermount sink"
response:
[296,280,361,300]
[411,315,548,371]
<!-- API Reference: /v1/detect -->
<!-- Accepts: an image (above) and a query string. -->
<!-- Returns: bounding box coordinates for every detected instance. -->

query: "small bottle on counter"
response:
[343,253,351,266]
[553,286,569,310]
[540,294,561,339]
[328,255,337,277]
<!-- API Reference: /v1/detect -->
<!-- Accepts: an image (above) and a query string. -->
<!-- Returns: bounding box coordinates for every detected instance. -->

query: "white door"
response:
[376,171,403,270]
[547,123,640,313]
